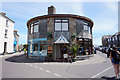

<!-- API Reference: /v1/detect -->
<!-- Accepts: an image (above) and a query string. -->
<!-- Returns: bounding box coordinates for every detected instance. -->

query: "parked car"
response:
[101,47,108,53]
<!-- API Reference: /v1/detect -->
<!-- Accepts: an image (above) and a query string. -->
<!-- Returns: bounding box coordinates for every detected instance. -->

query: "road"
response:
[1,51,117,79]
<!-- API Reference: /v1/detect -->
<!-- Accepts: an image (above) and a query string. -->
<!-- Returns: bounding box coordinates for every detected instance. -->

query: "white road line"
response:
[39,68,44,70]
[91,66,113,78]
[45,70,51,73]
[53,73,61,77]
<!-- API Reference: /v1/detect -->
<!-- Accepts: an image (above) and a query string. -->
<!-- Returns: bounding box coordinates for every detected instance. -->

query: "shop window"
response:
[33,44,38,51]
[55,19,68,31]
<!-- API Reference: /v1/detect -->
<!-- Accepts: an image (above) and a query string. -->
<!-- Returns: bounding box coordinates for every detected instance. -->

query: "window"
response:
[31,24,33,34]
[113,38,114,41]
[84,25,88,30]
[116,36,117,40]
[55,19,68,31]
[55,23,61,31]
[6,20,8,27]
[33,44,38,51]
[34,25,39,33]
[5,29,8,38]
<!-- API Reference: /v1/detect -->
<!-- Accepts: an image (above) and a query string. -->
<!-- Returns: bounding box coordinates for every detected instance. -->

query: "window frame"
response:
[5,29,8,38]
[54,19,69,31]
[6,20,8,27]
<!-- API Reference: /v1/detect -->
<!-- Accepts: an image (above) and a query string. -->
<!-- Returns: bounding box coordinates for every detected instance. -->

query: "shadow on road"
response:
[101,76,116,80]
[5,54,71,63]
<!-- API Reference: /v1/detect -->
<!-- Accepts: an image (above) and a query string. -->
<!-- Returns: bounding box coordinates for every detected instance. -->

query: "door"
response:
[4,42,7,54]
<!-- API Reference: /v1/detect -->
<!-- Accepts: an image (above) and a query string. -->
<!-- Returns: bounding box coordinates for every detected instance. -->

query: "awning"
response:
[54,35,69,44]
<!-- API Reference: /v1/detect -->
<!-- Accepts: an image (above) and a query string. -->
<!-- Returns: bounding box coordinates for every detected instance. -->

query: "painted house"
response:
[0,12,15,54]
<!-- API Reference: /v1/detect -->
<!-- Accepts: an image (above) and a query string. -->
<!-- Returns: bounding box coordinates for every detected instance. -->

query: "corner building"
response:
[27,6,94,61]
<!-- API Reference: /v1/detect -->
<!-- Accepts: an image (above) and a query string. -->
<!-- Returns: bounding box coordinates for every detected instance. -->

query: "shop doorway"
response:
[60,45,67,59]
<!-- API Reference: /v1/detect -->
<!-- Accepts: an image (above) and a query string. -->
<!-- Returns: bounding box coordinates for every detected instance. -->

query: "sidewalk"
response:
[4,51,107,65]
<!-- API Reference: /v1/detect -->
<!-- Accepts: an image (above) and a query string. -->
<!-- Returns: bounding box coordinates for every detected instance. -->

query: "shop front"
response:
[54,35,69,60]
[28,38,47,59]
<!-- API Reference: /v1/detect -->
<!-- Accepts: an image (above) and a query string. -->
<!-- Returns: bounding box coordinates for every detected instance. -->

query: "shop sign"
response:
[64,54,68,58]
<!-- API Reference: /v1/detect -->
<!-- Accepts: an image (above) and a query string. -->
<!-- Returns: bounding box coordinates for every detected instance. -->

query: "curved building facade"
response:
[27,6,94,61]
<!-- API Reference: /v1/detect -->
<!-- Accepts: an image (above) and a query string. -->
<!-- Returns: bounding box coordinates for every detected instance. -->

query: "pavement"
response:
[2,51,106,65]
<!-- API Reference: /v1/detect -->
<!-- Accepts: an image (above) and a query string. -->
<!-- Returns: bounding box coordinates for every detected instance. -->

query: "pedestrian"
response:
[107,48,111,58]
[110,47,120,79]
[24,48,26,55]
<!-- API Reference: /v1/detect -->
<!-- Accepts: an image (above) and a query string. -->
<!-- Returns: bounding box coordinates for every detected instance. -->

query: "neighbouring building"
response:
[27,6,94,61]
[102,32,120,48]
[14,30,19,52]
[102,35,111,47]
[0,12,15,54]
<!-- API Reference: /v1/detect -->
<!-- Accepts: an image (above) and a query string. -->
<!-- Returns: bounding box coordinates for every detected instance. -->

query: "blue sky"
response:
[2,2,118,45]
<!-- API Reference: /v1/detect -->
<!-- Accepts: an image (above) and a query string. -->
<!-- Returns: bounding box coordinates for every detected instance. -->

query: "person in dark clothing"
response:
[107,48,111,58]
[110,47,120,79]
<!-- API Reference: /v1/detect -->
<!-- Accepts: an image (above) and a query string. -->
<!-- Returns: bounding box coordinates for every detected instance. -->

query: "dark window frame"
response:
[6,20,8,27]
[54,19,69,31]
[5,29,8,38]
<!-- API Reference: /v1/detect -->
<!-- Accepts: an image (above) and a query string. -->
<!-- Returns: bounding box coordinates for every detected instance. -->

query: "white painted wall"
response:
[0,14,14,54]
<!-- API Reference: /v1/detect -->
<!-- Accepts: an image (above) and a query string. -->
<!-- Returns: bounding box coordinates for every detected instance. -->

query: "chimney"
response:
[48,5,56,15]
[0,12,6,16]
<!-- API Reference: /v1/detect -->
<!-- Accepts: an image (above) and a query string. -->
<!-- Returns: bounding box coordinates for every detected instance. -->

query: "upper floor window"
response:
[5,29,8,38]
[115,36,117,40]
[30,24,33,34]
[83,25,88,30]
[55,19,68,31]
[34,25,39,33]
[112,37,114,41]
[6,20,8,27]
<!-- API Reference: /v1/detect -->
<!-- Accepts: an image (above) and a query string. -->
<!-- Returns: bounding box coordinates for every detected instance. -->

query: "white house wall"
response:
[0,14,14,54]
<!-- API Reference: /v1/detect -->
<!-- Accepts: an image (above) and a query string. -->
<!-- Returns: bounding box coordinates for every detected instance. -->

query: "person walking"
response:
[107,48,112,58]
[110,47,120,79]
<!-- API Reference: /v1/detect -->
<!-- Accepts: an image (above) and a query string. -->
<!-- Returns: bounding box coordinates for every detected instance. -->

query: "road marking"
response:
[91,66,113,78]
[45,70,51,73]
[27,63,62,77]
[39,68,44,70]
[53,73,61,77]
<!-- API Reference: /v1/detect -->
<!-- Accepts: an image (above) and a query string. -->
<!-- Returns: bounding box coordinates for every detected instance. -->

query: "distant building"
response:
[102,35,111,47]
[14,30,19,52]
[0,12,15,54]
[27,6,94,61]
[102,32,120,48]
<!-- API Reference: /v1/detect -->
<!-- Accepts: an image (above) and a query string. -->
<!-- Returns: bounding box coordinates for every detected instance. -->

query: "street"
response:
[1,51,117,79]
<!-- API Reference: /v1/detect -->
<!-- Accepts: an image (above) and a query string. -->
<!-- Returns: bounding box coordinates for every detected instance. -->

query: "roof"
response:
[0,12,15,23]
[54,35,69,44]
[27,14,93,28]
